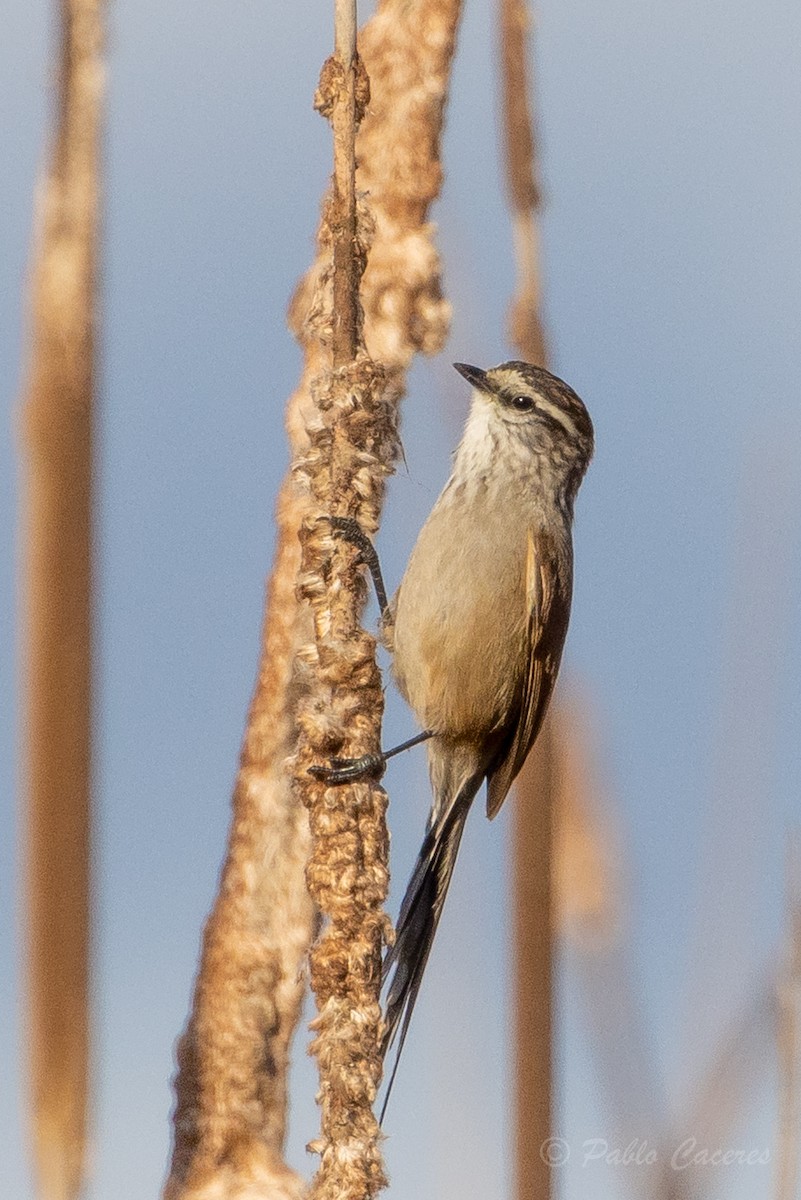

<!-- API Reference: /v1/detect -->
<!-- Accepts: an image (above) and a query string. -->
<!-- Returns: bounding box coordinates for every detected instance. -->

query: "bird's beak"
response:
[453,362,489,392]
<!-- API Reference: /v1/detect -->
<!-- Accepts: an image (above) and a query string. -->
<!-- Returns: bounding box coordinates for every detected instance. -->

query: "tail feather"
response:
[379,789,476,1121]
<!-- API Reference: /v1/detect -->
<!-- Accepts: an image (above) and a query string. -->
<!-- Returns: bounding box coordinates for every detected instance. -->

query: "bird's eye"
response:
[510,394,536,412]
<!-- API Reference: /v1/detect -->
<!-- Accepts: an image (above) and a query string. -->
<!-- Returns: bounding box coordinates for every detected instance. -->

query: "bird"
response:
[315,359,593,1114]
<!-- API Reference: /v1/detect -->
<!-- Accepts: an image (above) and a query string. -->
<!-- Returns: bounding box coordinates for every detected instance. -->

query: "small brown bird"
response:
[316,360,593,1113]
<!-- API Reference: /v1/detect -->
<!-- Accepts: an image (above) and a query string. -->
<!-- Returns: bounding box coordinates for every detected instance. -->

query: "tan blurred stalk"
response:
[552,694,618,944]
[775,839,801,1200]
[512,697,616,1199]
[551,698,678,1200]
[18,3,104,1199]
[165,2,460,1197]
[498,1,555,1194]
[500,0,547,371]
[511,730,555,1200]
[499,3,621,1193]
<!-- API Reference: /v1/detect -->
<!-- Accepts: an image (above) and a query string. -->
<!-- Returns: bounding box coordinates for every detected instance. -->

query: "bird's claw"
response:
[326,516,390,618]
[329,516,372,563]
[308,751,387,785]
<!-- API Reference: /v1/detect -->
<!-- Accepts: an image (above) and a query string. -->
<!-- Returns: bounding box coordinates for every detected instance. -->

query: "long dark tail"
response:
[379,789,476,1121]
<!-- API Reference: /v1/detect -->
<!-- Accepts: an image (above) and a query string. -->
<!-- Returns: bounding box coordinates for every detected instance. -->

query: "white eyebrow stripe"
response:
[535,395,578,438]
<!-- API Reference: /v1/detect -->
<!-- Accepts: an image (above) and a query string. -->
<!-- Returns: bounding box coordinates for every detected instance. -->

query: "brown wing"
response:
[485,528,572,819]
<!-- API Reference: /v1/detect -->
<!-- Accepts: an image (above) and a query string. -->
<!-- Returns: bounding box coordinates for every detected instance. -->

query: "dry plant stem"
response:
[298,0,462,380]
[165,504,317,1200]
[331,0,360,366]
[19,3,104,1199]
[511,731,555,1200]
[551,692,617,945]
[500,0,547,368]
[775,840,801,1200]
[298,4,463,1198]
[550,700,669,1200]
[499,2,552,1196]
[295,361,392,1200]
[296,2,390,1195]
[500,6,615,1196]
[165,1,460,1197]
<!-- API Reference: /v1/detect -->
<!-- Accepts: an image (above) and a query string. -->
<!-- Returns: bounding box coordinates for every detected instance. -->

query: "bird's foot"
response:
[329,516,389,617]
[330,515,372,558]
[308,751,387,785]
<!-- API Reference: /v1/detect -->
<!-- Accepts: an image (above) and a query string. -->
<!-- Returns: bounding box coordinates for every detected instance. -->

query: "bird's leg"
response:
[330,516,390,620]
[309,730,434,785]
[311,518,423,783]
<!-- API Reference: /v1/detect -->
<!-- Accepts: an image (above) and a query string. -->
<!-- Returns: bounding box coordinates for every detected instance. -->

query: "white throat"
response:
[448,390,574,520]
[453,394,499,478]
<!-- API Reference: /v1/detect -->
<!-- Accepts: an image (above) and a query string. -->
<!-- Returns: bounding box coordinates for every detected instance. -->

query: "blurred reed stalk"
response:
[499,0,547,370]
[551,694,617,945]
[499,4,625,1194]
[511,738,556,1200]
[498,0,555,1194]
[775,839,801,1200]
[557,705,675,1200]
[18,2,104,1199]
[499,7,665,1194]
[513,695,620,1199]
[165,1,461,1197]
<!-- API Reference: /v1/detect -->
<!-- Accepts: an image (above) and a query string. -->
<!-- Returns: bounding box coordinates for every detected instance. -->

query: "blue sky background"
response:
[2,0,801,1197]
